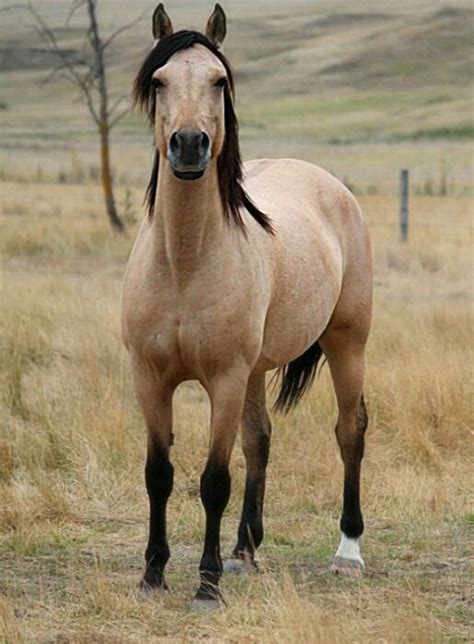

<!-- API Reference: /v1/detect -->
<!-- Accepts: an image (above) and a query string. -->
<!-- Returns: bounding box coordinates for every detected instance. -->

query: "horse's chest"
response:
[134,299,247,379]
[123,259,264,379]
[140,314,180,369]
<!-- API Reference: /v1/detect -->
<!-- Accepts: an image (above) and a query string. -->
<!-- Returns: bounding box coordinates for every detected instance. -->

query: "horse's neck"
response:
[152,162,225,281]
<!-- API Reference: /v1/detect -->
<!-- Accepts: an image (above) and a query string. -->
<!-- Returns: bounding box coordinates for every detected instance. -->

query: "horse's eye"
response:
[152,78,165,91]
[214,77,228,89]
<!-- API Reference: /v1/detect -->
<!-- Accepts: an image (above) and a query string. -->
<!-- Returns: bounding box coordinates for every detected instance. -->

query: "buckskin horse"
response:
[122,3,373,608]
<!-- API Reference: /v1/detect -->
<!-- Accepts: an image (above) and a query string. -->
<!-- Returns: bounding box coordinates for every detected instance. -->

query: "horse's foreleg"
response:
[320,331,368,578]
[224,373,271,573]
[193,369,248,607]
[133,363,175,596]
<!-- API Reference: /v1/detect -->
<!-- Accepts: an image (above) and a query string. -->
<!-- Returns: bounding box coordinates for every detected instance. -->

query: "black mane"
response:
[133,30,273,234]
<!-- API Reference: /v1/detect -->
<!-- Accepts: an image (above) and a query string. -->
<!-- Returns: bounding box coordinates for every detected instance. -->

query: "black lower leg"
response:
[141,449,174,589]
[196,460,231,601]
[340,467,363,538]
[233,432,270,561]
[339,396,368,539]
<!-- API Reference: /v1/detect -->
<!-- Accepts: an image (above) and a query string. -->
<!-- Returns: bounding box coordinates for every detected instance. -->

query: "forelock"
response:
[133,30,234,123]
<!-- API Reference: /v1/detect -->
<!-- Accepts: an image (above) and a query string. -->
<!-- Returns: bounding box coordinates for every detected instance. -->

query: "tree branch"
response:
[101,9,148,52]
[109,106,130,129]
[66,0,86,26]
[22,0,130,232]
[26,0,101,126]
[40,60,78,86]
[85,0,107,123]
[107,94,128,117]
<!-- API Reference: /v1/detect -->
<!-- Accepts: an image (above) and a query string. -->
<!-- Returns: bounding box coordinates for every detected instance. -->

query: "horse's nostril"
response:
[200,132,210,152]
[169,131,180,153]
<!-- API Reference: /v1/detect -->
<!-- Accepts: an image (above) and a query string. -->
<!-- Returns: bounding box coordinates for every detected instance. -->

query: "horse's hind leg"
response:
[224,373,271,573]
[320,326,369,578]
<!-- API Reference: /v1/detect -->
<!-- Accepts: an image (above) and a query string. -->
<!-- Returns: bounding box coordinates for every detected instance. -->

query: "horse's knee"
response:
[200,461,231,517]
[145,451,174,500]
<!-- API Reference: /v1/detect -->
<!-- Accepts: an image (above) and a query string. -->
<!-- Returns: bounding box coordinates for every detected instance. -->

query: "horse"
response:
[122,3,373,609]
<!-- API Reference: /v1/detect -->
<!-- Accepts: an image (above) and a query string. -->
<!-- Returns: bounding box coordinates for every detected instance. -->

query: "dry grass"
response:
[0,181,472,643]
[1,1,473,640]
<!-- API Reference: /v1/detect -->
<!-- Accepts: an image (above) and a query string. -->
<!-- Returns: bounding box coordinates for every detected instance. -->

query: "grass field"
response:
[1,1,473,642]
[1,182,472,642]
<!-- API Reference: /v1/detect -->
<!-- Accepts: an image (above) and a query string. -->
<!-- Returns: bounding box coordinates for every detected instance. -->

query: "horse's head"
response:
[134,4,272,232]
[136,4,229,181]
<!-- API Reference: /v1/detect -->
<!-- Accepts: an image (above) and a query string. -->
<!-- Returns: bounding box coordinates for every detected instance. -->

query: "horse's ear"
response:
[205,3,227,48]
[152,3,173,40]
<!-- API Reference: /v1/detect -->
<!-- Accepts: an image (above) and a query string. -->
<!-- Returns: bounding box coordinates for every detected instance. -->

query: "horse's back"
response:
[244,158,366,242]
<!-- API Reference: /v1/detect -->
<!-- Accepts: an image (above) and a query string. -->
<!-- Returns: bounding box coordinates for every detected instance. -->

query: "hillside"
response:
[0,1,472,193]
[1,2,472,140]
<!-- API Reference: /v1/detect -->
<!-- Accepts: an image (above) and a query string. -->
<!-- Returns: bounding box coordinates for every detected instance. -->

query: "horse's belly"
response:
[257,260,342,371]
[255,211,343,371]
[257,302,333,371]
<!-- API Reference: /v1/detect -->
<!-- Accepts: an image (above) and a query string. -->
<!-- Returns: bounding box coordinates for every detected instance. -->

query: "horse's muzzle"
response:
[168,129,210,180]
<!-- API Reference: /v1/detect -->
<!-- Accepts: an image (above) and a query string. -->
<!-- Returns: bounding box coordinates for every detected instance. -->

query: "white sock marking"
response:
[335,533,364,566]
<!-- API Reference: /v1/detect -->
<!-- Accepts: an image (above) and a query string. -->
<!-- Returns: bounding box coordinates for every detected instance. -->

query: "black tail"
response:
[273,341,323,414]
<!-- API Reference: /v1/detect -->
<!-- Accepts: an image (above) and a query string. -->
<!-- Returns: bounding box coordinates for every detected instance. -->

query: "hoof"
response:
[223,558,245,574]
[223,553,258,574]
[134,580,169,601]
[331,556,365,579]
[190,597,222,612]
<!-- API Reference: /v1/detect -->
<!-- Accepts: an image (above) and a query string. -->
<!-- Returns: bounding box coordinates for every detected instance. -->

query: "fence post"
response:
[399,169,409,242]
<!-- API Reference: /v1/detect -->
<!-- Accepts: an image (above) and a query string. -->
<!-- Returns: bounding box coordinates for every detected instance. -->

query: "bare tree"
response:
[26,0,146,232]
